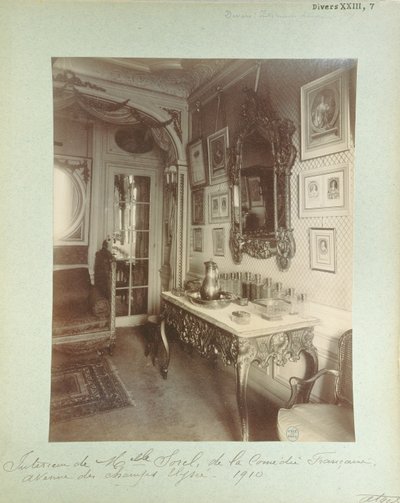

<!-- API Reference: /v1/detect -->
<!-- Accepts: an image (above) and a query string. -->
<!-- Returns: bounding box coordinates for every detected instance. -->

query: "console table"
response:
[160,291,320,441]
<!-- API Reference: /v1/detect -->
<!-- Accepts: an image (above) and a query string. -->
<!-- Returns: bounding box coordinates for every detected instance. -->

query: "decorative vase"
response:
[200,259,221,300]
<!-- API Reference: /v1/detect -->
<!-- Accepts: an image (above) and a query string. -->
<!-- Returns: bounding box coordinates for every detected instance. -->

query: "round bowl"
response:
[186,291,236,309]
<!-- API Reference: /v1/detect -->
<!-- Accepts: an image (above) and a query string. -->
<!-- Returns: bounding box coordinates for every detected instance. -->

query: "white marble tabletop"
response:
[161,291,320,339]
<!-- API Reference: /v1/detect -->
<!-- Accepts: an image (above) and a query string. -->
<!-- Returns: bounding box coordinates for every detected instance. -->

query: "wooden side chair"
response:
[277,329,354,442]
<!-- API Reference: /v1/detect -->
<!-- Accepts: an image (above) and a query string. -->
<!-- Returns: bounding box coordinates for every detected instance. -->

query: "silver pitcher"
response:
[200,259,221,300]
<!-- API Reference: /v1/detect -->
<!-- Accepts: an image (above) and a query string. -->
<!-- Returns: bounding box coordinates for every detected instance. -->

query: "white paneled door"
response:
[107,165,160,326]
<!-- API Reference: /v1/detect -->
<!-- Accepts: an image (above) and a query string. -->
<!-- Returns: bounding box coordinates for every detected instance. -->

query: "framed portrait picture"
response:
[193,227,203,252]
[187,138,207,188]
[299,163,349,217]
[309,228,336,273]
[207,127,229,185]
[212,228,225,257]
[191,188,205,225]
[247,175,264,208]
[209,191,230,223]
[301,68,349,160]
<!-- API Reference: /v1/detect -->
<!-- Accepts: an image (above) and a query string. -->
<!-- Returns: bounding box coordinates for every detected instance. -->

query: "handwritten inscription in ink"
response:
[2,448,375,488]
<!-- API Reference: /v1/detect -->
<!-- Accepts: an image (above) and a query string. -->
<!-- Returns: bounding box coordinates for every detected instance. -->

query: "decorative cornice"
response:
[55,58,233,98]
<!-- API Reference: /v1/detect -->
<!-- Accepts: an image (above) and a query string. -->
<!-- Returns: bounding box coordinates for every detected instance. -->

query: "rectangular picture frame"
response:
[212,228,225,257]
[209,191,230,223]
[299,163,349,217]
[207,127,229,185]
[309,227,336,273]
[301,68,350,160]
[187,137,207,188]
[193,227,203,252]
[191,188,205,225]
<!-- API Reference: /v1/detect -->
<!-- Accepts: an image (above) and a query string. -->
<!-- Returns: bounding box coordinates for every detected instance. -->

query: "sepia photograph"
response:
[50,56,355,443]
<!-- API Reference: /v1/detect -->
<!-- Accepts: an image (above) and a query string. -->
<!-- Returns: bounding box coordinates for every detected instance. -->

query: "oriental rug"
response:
[50,358,133,423]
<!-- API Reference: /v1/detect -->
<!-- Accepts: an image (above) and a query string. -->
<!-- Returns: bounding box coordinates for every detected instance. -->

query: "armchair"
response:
[277,330,354,442]
[52,246,116,355]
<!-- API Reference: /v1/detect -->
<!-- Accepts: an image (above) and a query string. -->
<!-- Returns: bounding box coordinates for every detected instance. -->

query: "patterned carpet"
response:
[50,358,133,423]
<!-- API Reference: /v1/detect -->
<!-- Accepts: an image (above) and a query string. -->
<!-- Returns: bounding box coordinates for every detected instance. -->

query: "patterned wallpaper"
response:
[188,60,356,311]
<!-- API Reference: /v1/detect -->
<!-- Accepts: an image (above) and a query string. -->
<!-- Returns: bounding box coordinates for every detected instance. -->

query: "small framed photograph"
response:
[193,228,203,252]
[301,68,350,160]
[247,175,264,208]
[187,138,207,188]
[209,191,230,223]
[299,163,349,217]
[309,228,336,273]
[212,228,225,257]
[191,188,205,225]
[207,127,229,185]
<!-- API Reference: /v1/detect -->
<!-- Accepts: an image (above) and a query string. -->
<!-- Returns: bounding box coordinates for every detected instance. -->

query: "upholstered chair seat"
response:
[277,403,355,442]
[52,256,116,354]
[277,330,354,442]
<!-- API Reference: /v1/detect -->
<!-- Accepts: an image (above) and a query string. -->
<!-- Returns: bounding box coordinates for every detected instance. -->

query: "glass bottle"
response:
[232,273,240,297]
[287,287,298,315]
[242,272,250,299]
[236,272,243,297]
[298,293,309,317]
[273,281,284,299]
[219,273,227,292]
[226,272,233,293]
[261,277,273,299]
[248,273,255,300]
[251,273,263,300]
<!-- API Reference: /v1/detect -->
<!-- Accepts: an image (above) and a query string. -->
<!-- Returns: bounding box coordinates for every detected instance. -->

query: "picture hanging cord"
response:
[195,100,202,137]
[254,60,262,93]
[214,86,226,133]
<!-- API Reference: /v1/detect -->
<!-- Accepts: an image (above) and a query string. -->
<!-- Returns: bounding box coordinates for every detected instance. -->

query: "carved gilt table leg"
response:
[235,338,258,442]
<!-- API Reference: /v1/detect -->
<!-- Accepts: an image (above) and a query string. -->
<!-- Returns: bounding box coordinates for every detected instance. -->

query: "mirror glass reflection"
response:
[53,165,84,242]
[240,130,274,236]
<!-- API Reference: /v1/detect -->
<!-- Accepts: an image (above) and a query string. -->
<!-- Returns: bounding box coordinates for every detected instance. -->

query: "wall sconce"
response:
[164,164,178,192]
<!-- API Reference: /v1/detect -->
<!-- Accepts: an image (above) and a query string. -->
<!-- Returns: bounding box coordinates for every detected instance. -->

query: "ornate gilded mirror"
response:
[228,88,297,270]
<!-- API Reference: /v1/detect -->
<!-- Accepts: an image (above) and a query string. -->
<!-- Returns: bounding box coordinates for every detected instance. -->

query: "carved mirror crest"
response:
[228,88,297,270]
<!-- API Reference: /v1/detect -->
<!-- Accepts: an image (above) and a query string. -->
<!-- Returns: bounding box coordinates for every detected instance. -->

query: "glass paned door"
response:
[109,169,157,324]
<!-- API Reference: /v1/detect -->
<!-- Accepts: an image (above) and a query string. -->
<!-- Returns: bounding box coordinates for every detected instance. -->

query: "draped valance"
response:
[53,82,177,164]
